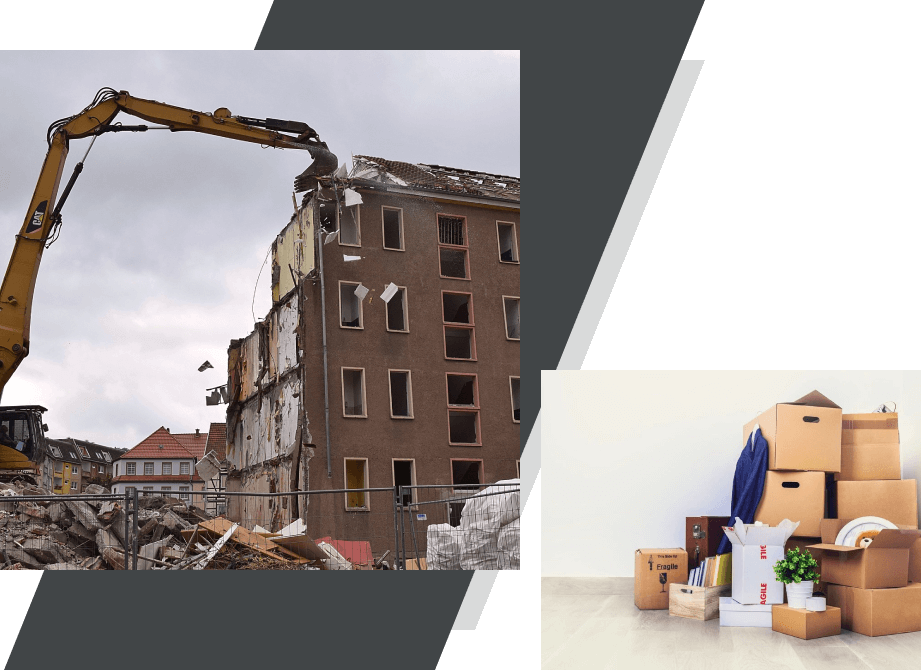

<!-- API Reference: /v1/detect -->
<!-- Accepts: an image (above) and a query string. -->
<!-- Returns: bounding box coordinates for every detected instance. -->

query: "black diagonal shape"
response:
[438,470,540,670]
[0,570,42,667]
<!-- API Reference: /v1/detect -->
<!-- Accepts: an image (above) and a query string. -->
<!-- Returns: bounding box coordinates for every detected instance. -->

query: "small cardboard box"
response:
[743,390,842,472]
[827,583,921,636]
[723,522,796,605]
[808,519,921,589]
[719,597,773,627]
[754,471,826,537]
[669,583,731,620]
[837,479,919,528]
[771,604,841,639]
[836,413,901,481]
[911,537,921,583]
[634,549,688,610]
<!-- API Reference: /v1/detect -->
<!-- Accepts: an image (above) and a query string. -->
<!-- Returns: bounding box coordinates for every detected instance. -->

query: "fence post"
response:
[399,486,407,570]
[123,489,130,570]
[132,486,139,570]
[391,485,400,571]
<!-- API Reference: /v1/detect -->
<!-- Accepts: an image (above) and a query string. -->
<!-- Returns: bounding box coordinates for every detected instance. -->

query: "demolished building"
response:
[224,156,520,557]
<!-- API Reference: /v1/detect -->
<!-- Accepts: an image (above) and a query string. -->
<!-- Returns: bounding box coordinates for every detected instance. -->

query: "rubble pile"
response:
[0,481,215,570]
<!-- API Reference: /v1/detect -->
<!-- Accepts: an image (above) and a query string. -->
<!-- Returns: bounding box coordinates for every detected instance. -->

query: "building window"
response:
[339,204,361,247]
[382,207,404,251]
[143,462,154,476]
[496,221,519,263]
[179,486,189,501]
[126,462,136,476]
[342,368,367,418]
[385,287,409,333]
[49,445,62,458]
[447,373,480,445]
[510,376,520,423]
[503,296,520,340]
[339,281,364,329]
[126,486,136,495]
[180,462,190,475]
[319,201,338,233]
[162,462,172,475]
[517,460,521,478]
[438,215,469,279]
[389,370,414,419]
[142,486,153,497]
[78,445,90,458]
[344,458,369,510]
[393,459,415,506]
[450,459,483,525]
[161,487,171,493]
[443,291,475,360]
[102,452,111,463]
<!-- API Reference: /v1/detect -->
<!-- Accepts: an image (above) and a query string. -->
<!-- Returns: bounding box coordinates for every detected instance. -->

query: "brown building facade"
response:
[224,156,519,552]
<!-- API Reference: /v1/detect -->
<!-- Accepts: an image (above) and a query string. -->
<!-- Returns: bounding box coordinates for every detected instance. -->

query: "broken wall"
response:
[272,205,315,303]
[225,446,312,532]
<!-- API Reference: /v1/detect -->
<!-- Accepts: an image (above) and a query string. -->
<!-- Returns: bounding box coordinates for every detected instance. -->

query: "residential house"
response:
[111,427,204,502]
[224,156,520,553]
[67,439,122,487]
[45,439,83,494]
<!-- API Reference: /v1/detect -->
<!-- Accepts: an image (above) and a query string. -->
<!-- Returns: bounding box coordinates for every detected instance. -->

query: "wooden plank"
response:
[195,517,292,564]
[270,534,328,561]
[405,558,427,570]
[192,522,238,570]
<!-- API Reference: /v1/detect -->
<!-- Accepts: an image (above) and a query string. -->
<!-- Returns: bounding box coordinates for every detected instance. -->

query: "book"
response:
[715,553,732,586]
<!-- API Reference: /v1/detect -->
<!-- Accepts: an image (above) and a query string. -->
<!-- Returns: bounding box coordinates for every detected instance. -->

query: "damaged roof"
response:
[46,438,82,463]
[350,156,519,203]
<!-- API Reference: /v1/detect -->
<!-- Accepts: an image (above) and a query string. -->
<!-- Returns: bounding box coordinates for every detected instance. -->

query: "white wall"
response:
[541,370,921,577]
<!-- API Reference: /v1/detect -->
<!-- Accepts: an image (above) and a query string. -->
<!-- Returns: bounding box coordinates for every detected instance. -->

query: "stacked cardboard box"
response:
[816,412,921,636]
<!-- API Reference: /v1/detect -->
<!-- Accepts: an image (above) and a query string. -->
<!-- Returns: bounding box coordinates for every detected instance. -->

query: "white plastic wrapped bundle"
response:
[426,523,462,570]
[458,520,500,570]
[497,518,520,570]
[459,479,520,528]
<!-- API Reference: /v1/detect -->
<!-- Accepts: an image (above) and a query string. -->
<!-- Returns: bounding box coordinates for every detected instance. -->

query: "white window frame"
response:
[344,457,370,511]
[496,220,520,264]
[510,376,520,424]
[179,486,190,501]
[341,367,368,418]
[126,462,137,476]
[180,462,190,475]
[385,286,409,333]
[162,462,172,475]
[381,206,405,251]
[338,203,361,247]
[338,280,364,330]
[388,369,414,420]
[143,462,154,476]
[502,296,520,341]
[392,458,416,506]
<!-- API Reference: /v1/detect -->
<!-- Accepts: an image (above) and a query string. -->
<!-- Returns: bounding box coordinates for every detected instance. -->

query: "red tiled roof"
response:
[172,431,209,459]
[112,474,204,483]
[119,427,197,460]
[206,422,227,460]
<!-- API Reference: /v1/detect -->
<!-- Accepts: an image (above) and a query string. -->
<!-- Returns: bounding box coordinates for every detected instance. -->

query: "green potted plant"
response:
[773,547,820,609]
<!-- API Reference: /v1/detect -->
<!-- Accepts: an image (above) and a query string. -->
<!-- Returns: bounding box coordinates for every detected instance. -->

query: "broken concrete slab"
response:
[64,500,103,532]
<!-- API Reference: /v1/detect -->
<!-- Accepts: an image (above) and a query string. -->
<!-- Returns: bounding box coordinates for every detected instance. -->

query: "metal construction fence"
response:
[0,482,520,570]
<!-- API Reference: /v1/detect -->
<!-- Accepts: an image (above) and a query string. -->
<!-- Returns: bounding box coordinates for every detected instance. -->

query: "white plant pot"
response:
[786,581,813,609]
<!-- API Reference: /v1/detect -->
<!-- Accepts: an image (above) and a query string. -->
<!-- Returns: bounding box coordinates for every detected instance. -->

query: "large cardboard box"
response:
[772,604,841,640]
[837,479,919,527]
[808,519,920,589]
[744,390,842,472]
[723,522,795,605]
[836,413,901,481]
[911,538,921,583]
[634,548,688,610]
[754,471,826,537]
[827,583,921,636]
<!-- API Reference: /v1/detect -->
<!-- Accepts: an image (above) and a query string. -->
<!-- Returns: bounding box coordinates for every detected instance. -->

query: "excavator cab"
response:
[0,405,48,484]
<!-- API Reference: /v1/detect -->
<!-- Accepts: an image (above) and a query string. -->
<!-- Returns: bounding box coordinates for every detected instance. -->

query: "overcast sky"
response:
[0,50,519,449]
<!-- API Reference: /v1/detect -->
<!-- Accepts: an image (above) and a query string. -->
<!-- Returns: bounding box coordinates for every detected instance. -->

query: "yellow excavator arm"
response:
[0,88,336,398]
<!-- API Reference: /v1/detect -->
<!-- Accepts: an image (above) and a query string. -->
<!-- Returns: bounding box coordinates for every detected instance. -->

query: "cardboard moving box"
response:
[723,521,797,605]
[634,549,688,610]
[772,604,841,640]
[754,471,826,537]
[827,583,921,636]
[837,479,919,528]
[808,519,921,589]
[837,413,900,481]
[743,390,842,472]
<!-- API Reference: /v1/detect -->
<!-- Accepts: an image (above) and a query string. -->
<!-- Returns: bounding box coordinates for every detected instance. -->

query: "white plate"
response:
[834,516,898,546]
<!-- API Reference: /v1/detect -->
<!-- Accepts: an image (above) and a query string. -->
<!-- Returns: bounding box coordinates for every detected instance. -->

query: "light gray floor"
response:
[542,577,921,669]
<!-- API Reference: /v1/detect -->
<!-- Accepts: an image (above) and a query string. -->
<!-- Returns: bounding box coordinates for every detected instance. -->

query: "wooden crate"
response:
[669,583,731,620]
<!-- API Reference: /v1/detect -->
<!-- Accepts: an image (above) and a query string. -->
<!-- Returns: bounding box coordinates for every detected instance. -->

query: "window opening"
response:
[497,221,519,262]
[383,207,403,250]
[342,368,366,417]
[503,297,520,340]
[389,370,413,418]
[386,287,408,332]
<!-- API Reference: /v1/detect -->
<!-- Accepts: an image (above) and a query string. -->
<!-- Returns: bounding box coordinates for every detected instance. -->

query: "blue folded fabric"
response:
[717,426,769,555]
